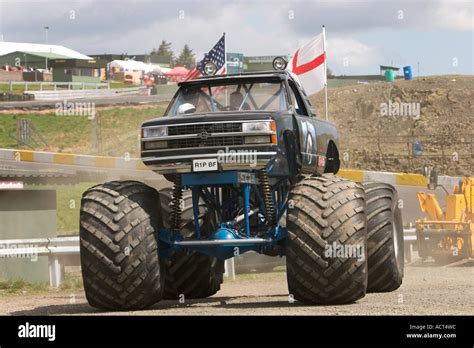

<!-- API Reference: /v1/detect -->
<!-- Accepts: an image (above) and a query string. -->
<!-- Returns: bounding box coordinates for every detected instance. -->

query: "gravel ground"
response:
[2,260,473,316]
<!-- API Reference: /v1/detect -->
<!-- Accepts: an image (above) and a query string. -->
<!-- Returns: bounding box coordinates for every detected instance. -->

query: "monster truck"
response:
[79,58,404,310]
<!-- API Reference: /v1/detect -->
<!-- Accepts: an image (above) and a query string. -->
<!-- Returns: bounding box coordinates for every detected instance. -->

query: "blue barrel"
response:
[413,141,422,157]
[403,66,413,80]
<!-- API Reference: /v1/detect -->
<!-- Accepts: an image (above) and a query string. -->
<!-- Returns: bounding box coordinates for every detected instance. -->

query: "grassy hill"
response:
[311,75,474,176]
[0,104,167,157]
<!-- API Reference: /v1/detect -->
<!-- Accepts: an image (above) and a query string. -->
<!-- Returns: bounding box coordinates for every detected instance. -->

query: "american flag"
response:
[184,34,226,81]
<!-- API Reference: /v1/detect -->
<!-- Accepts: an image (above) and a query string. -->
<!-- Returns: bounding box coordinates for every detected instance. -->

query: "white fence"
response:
[24,87,147,101]
[0,80,110,91]
[0,236,79,288]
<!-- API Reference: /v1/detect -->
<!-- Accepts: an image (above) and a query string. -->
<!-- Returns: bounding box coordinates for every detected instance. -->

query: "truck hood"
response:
[142,111,290,127]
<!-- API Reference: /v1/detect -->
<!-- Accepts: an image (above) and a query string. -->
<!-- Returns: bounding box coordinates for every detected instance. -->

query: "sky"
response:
[0,0,472,76]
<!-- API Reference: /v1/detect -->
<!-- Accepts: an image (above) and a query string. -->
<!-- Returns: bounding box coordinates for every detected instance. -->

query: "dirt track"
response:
[2,261,473,316]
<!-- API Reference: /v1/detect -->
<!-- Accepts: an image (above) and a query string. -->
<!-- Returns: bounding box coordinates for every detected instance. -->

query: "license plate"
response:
[192,158,218,172]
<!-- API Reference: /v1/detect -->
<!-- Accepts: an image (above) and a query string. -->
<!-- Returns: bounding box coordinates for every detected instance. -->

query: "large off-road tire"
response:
[362,182,404,292]
[80,181,163,310]
[286,175,368,304]
[159,187,224,299]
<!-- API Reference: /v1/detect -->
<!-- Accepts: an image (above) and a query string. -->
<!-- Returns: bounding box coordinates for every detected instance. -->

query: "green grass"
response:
[153,84,179,95]
[0,274,83,296]
[56,182,97,233]
[0,279,49,296]
[0,106,166,156]
[0,83,58,93]
[109,81,134,89]
[59,273,84,291]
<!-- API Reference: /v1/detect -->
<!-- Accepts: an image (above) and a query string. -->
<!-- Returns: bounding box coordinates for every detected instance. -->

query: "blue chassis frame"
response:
[159,171,289,260]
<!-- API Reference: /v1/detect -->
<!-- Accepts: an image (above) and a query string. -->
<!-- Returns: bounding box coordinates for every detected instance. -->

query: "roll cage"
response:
[163,70,318,118]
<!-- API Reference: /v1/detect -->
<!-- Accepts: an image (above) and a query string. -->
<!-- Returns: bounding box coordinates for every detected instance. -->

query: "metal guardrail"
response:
[0,80,110,91]
[0,236,79,287]
[24,87,146,101]
[403,228,416,241]
[403,228,417,263]
[0,229,419,287]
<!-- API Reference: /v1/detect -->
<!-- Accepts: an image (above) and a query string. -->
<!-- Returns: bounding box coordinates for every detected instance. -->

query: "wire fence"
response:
[343,133,473,174]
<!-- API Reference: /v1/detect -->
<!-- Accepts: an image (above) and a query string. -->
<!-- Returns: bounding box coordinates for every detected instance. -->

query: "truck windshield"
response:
[166,80,287,116]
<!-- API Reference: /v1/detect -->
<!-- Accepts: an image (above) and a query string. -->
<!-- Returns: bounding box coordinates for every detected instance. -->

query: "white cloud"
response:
[325,37,385,75]
[434,0,473,31]
[0,0,471,75]
[65,2,297,57]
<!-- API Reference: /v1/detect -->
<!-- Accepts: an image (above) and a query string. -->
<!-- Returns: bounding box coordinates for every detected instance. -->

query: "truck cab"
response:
[140,70,340,178]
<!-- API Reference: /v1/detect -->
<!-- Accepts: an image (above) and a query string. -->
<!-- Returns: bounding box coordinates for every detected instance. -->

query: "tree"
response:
[174,44,195,69]
[151,40,174,64]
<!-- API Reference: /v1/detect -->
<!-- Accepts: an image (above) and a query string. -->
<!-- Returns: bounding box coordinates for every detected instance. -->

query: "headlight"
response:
[272,57,288,70]
[143,126,167,138]
[242,121,274,132]
[204,62,217,75]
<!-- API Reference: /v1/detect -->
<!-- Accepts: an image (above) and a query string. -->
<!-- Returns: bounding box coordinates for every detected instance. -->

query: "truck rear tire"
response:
[159,188,224,299]
[286,175,368,304]
[362,182,404,292]
[80,181,163,310]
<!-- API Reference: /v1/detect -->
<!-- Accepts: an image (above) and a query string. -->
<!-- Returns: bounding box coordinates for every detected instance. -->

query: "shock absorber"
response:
[258,168,276,227]
[170,174,183,232]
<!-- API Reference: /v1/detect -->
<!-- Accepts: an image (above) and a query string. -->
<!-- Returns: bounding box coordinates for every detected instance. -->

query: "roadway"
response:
[4,261,473,315]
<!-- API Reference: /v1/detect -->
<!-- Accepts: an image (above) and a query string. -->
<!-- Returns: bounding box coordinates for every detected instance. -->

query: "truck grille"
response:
[168,136,245,149]
[168,123,242,136]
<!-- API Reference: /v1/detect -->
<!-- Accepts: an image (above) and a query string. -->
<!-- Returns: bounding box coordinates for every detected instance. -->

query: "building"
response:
[50,59,101,83]
[0,42,100,83]
[379,65,400,75]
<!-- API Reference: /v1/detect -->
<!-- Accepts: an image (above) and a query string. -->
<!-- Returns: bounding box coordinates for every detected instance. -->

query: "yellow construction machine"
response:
[416,170,474,263]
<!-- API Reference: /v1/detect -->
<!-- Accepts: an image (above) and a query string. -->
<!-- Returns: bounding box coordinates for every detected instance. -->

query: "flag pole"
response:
[223,32,227,74]
[322,25,328,121]
[223,32,228,104]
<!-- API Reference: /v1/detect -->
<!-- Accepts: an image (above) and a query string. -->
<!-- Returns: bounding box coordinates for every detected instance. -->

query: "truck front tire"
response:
[80,181,163,310]
[286,175,368,304]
